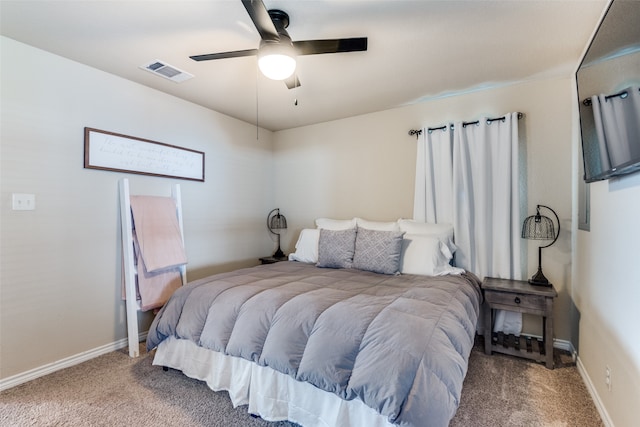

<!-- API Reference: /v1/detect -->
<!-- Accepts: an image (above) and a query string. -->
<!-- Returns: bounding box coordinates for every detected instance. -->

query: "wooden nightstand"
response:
[259,256,288,264]
[482,277,557,369]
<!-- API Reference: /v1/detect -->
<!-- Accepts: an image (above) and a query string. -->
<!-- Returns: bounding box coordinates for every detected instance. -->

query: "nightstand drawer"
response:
[484,291,547,311]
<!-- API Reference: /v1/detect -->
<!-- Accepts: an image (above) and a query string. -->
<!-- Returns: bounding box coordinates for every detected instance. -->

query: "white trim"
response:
[120,178,140,358]
[0,332,147,392]
[576,356,614,427]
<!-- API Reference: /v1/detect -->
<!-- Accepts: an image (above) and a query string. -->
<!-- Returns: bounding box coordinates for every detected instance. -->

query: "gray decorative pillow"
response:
[353,228,405,275]
[317,228,357,269]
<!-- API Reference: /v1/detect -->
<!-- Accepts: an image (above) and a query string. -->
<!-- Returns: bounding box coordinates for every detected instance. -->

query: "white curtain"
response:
[413,112,524,334]
[413,126,454,223]
[591,85,640,171]
[452,113,523,334]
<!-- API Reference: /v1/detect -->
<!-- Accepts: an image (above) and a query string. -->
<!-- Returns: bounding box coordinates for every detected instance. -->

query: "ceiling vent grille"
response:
[140,60,193,83]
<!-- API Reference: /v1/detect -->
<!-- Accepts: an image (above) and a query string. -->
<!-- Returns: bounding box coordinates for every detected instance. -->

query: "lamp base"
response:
[272,247,285,259]
[528,268,552,287]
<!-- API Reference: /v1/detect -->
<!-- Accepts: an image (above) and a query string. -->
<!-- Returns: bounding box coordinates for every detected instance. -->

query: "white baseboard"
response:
[0,332,147,392]
[576,356,615,427]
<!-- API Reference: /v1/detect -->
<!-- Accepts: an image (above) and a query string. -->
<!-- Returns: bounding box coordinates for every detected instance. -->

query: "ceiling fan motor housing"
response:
[268,9,290,32]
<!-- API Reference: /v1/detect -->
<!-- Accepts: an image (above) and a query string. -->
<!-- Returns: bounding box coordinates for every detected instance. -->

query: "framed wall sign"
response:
[84,127,205,182]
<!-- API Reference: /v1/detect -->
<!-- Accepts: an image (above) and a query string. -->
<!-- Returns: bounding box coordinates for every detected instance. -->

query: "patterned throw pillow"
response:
[353,228,405,275]
[317,228,357,269]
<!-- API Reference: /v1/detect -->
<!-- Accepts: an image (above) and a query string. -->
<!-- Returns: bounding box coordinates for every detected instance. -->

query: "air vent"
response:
[140,60,194,83]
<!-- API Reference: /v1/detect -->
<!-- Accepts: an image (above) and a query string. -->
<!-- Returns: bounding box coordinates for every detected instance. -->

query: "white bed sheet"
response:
[153,336,394,427]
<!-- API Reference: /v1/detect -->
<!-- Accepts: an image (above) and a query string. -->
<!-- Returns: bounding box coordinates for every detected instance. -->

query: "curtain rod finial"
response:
[408,129,422,139]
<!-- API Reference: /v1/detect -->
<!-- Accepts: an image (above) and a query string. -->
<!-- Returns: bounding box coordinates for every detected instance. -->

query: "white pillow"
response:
[400,234,464,276]
[355,217,400,231]
[288,229,320,263]
[315,217,357,230]
[397,219,453,237]
[397,219,456,255]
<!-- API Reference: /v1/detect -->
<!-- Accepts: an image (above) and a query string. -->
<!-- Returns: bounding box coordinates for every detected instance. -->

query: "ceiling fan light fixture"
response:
[258,40,296,80]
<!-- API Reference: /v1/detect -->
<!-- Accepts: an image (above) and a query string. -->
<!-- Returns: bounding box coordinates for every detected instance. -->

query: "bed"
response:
[146,219,482,427]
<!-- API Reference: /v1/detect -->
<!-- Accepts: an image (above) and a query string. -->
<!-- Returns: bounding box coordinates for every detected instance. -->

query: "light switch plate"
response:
[12,193,35,210]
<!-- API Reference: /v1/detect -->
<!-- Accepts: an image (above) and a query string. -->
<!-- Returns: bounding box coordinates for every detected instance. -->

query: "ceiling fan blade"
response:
[190,49,258,62]
[293,38,368,56]
[284,74,301,89]
[241,0,279,41]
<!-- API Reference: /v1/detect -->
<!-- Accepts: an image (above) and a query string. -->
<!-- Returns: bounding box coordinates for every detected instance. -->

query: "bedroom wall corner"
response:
[0,36,275,381]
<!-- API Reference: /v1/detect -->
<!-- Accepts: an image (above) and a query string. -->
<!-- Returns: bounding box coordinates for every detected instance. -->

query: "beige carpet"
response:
[1,339,603,426]
[450,343,603,427]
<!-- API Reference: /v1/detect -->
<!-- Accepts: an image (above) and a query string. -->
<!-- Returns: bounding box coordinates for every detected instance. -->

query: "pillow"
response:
[353,228,405,275]
[400,234,464,276]
[317,228,357,269]
[315,217,357,230]
[355,217,400,231]
[397,219,453,238]
[397,219,457,255]
[288,229,320,263]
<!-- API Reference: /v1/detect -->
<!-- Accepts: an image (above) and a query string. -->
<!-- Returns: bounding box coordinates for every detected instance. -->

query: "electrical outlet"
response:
[605,365,612,391]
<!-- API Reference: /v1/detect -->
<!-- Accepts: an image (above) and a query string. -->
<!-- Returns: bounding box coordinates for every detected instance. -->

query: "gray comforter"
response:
[147,261,482,427]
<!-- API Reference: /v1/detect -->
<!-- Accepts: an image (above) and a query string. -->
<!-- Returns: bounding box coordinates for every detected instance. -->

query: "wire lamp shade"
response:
[267,208,287,258]
[521,205,560,286]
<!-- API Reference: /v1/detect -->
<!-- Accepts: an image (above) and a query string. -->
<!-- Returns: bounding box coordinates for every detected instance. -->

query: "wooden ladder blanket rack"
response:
[119,178,187,358]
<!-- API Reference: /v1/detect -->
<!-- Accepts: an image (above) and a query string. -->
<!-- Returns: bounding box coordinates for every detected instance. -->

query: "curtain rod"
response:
[582,88,637,106]
[408,112,523,138]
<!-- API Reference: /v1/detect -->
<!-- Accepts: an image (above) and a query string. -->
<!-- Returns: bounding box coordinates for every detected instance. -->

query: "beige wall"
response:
[0,37,274,379]
[572,34,640,427]
[274,77,575,341]
[575,176,640,427]
[575,157,640,427]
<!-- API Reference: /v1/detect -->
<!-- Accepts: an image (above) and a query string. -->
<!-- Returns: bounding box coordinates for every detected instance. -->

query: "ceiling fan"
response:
[190,0,368,89]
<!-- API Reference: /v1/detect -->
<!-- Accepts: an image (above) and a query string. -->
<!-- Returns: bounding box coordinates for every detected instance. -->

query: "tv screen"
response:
[577,0,640,183]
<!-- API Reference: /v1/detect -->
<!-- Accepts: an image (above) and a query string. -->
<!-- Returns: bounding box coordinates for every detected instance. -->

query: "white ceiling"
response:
[1,0,607,131]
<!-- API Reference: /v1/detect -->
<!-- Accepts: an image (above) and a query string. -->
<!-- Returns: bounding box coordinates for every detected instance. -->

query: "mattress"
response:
[147,261,482,426]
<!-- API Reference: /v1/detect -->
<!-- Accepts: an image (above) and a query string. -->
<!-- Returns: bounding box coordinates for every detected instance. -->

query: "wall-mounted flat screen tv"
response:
[577,0,640,183]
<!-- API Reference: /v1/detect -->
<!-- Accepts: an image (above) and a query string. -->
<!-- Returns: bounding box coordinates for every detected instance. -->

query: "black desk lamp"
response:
[267,208,287,258]
[521,205,560,287]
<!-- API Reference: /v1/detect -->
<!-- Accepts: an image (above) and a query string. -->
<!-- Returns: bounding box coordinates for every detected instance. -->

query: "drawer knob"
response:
[514,296,521,304]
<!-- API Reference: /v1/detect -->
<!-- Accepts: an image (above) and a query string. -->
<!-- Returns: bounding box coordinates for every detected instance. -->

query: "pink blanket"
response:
[128,195,187,311]
[133,230,183,311]
[130,196,187,272]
